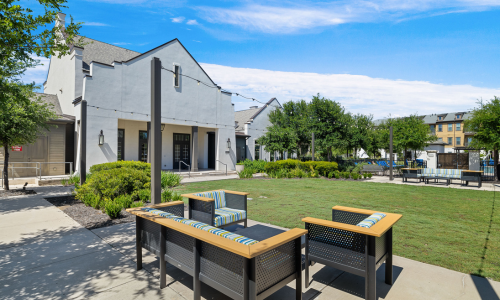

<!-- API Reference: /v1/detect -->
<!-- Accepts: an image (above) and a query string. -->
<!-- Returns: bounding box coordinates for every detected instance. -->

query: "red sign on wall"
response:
[11,146,22,152]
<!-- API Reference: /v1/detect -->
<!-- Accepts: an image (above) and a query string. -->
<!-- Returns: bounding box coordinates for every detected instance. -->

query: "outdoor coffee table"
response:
[228,224,307,248]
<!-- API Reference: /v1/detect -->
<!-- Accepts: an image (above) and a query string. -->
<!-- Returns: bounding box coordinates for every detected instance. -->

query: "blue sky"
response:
[23,0,500,118]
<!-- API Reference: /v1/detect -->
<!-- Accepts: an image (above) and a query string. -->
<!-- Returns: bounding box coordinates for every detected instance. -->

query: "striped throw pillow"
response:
[194,190,226,209]
[356,213,386,229]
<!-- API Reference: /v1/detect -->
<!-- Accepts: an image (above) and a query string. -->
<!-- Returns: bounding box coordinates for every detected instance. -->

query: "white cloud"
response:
[198,1,500,33]
[20,56,50,86]
[200,63,500,118]
[186,19,199,25]
[113,42,131,45]
[171,16,185,23]
[84,22,109,26]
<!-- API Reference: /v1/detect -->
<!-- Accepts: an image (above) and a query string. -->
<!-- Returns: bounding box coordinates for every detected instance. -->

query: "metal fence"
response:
[0,162,73,188]
[480,160,496,181]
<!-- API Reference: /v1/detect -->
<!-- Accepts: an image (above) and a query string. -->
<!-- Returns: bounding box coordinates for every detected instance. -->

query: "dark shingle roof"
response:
[78,37,140,70]
[34,93,62,115]
[234,107,260,131]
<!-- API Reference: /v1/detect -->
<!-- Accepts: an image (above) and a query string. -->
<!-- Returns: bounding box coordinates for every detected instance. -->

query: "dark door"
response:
[117,129,125,161]
[236,137,247,163]
[207,132,215,169]
[173,133,190,169]
[139,131,148,162]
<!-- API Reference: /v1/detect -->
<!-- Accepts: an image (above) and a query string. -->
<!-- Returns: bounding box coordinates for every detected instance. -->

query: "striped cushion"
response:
[422,168,435,176]
[194,190,226,209]
[214,208,247,227]
[357,213,386,228]
[141,208,258,245]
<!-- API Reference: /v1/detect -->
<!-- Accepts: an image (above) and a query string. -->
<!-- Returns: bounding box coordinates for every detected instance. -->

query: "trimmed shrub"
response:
[172,192,183,201]
[363,173,368,179]
[115,194,133,208]
[130,201,144,208]
[161,189,173,202]
[367,173,373,178]
[351,173,359,180]
[238,168,255,179]
[290,167,306,178]
[352,163,368,174]
[89,161,150,173]
[241,159,267,173]
[161,171,181,188]
[104,199,122,218]
[137,189,151,202]
[76,167,150,201]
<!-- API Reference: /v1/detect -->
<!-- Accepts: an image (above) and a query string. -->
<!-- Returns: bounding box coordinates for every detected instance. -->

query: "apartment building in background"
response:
[423,112,474,152]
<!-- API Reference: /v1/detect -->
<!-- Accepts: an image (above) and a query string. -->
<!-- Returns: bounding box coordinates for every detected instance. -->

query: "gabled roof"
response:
[78,36,140,70]
[249,98,281,120]
[234,106,260,131]
[34,93,74,122]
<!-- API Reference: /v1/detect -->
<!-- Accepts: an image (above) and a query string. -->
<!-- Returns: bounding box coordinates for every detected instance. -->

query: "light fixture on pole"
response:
[227,138,231,150]
[98,130,104,145]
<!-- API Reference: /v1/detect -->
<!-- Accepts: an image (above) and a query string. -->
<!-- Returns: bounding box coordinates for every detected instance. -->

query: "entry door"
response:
[6,136,47,177]
[207,132,215,169]
[138,131,148,162]
[173,133,190,169]
[236,137,247,163]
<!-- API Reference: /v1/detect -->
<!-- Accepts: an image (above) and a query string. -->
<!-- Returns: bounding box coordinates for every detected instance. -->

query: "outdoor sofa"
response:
[402,168,483,188]
[401,168,422,182]
[127,201,306,300]
[183,190,248,228]
[302,206,402,300]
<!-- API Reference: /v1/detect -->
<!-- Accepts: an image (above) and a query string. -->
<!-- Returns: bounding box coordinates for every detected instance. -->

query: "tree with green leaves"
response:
[1,1,82,189]
[464,96,500,180]
[256,126,298,161]
[1,84,57,190]
[308,95,348,161]
[345,113,373,159]
[379,114,436,160]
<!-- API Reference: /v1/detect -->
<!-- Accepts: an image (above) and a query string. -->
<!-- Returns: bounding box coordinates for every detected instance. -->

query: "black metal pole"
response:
[389,126,393,181]
[80,100,87,185]
[311,132,315,161]
[151,57,162,204]
[147,121,151,164]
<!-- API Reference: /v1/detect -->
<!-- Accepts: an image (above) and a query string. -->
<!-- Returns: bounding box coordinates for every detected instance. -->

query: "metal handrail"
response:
[0,162,74,188]
[216,160,227,176]
[178,161,191,178]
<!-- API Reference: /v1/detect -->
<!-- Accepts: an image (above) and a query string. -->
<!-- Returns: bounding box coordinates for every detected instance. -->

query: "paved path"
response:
[1,186,499,300]
[366,175,500,192]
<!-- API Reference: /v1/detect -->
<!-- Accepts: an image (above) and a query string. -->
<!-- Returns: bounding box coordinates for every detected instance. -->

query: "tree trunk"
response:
[494,148,499,181]
[3,143,9,190]
[328,147,332,162]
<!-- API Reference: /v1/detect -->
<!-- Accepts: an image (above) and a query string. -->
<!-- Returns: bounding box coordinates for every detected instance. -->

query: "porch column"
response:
[192,126,199,171]
[147,122,151,163]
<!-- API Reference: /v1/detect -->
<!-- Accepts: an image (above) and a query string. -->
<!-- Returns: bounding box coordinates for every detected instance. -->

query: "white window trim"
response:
[173,63,180,87]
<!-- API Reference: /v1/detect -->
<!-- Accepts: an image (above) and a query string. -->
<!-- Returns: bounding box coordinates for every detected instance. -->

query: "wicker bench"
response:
[401,168,422,182]
[362,164,384,175]
[183,190,248,228]
[461,170,483,188]
[302,206,402,300]
[127,201,306,300]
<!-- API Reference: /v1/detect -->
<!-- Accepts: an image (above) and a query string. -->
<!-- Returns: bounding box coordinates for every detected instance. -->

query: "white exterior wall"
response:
[44,48,84,115]
[75,40,235,172]
[244,99,280,162]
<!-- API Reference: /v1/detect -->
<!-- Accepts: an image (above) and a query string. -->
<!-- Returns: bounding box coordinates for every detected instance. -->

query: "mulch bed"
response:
[45,195,136,230]
[0,189,37,197]
[45,195,188,230]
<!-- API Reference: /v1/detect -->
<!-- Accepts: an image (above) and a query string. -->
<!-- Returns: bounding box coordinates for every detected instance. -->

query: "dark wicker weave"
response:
[401,168,422,182]
[187,190,248,228]
[304,207,401,300]
[130,202,305,300]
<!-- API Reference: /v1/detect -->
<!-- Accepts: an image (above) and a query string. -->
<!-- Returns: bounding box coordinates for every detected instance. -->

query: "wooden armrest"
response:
[180,194,214,202]
[126,201,184,213]
[331,206,402,236]
[222,190,250,196]
[249,228,307,257]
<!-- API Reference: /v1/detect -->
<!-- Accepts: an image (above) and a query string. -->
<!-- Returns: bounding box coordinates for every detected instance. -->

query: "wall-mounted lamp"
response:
[98,130,104,145]
[161,124,166,132]
[227,138,231,150]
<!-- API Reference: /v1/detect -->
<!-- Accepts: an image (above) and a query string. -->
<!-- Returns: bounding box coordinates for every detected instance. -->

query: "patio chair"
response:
[303,206,402,300]
[127,201,306,300]
[183,190,248,228]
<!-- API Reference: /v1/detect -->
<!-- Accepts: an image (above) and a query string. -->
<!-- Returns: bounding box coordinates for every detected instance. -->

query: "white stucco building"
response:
[234,98,282,162]
[42,13,236,172]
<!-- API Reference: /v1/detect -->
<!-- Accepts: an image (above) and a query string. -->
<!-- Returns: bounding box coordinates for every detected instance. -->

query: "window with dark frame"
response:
[174,64,180,87]
[448,137,453,145]
[438,124,443,132]
[448,123,453,131]
[456,137,461,145]
[255,145,260,160]
[117,129,125,161]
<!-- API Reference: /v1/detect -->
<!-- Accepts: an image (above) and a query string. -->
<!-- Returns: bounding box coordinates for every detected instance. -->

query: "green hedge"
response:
[264,159,338,177]
[89,160,150,173]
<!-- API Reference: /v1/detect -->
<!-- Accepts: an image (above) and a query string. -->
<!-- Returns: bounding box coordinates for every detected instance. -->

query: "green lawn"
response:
[173,178,500,281]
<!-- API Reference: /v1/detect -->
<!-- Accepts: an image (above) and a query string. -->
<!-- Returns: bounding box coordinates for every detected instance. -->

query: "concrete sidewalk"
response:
[366,175,500,192]
[1,187,499,300]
